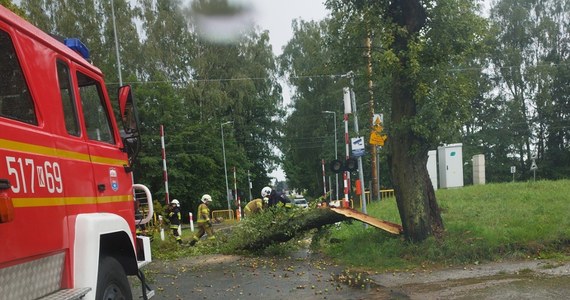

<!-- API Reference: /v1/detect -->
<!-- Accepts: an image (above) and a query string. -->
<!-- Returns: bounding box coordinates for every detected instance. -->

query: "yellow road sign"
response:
[370,131,387,146]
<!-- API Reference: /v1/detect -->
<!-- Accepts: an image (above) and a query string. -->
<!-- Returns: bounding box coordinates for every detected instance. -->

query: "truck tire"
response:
[95,256,133,300]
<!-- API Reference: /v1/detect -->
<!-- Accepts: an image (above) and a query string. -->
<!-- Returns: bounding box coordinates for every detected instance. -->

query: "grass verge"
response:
[317,180,570,271]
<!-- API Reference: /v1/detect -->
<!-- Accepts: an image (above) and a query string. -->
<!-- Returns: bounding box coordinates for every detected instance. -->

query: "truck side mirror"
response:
[118,85,139,135]
[118,85,141,167]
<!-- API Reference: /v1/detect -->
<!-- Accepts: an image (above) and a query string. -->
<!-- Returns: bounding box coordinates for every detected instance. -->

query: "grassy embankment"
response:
[319,179,570,271]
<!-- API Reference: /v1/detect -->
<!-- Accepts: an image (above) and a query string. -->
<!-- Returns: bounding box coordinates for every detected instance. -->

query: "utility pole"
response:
[322,110,339,200]
[366,33,379,201]
[321,159,327,199]
[233,166,241,221]
[342,97,351,208]
[111,0,122,86]
[221,121,233,210]
[346,72,367,215]
[160,125,169,205]
[247,170,253,202]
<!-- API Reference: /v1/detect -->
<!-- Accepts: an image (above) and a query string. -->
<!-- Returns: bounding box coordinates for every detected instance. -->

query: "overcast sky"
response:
[249,0,328,55]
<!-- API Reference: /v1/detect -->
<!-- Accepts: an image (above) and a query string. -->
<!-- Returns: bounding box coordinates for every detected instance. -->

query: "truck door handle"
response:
[0,179,10,190]
[98,184,106,192]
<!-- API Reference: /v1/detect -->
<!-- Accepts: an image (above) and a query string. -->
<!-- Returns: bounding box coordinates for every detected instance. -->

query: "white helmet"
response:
[261,186,272,198]
[171,199,180,207]
[201,194,212,203]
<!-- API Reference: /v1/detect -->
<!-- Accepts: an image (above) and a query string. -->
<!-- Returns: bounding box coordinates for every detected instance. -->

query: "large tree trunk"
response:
[389,137,444,241]
[387,0,445,242]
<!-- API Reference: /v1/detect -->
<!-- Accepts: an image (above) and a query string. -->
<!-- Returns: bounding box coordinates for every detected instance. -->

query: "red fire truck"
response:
[0,5,154,300]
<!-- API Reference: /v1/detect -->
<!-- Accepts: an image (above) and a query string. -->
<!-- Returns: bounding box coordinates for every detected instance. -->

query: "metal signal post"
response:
[221,121,233,210]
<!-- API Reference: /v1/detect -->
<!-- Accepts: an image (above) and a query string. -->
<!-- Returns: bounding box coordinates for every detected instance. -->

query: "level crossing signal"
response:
[329,158,358,173]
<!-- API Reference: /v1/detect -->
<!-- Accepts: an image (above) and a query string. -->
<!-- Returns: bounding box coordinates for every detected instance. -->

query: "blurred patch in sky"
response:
[186,0,255,44]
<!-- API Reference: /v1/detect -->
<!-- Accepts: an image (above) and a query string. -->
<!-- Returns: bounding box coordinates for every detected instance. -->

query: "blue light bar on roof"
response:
[64,38,90,60]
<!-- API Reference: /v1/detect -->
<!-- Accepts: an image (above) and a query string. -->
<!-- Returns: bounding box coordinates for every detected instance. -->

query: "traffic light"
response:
[346,158,358,172]
[330,159,343,173]
[329,158,358,173]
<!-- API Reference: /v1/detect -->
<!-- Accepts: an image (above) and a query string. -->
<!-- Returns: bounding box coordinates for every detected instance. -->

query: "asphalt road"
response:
[134,252,570,300]
[135,249,384,300]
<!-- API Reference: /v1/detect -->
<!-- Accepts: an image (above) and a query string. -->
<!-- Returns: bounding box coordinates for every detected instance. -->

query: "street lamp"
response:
[221,121,233,210]
[322,111,339,201]
[110,0,122,85]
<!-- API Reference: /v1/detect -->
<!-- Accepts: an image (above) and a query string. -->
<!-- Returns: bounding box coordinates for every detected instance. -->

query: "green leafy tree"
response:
[279,19,342,196]
[488,0,538,179]
[18,0,143,91]
[186,28,284,195]
[1,0,25,16]
[100,0,143,89]
[137,0,195,83]
[324,1,395,198]
[481,0,570,181]
[18,0,55,32]
[321,0,486,242]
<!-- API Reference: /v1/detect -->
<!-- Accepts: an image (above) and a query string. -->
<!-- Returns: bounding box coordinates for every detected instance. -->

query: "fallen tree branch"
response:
[230,207,401,251]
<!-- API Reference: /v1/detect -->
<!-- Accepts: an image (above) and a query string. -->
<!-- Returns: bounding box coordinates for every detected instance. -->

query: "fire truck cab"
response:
[0,5,153,300]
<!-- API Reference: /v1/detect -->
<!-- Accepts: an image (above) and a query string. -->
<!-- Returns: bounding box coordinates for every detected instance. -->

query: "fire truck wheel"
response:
[95,256,133,300]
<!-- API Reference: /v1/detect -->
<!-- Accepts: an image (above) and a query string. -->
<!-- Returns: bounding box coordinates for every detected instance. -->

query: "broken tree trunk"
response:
[232,207,402,251]
[329,208,403,234]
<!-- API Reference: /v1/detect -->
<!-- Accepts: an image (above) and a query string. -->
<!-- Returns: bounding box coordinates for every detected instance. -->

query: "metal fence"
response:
[211,209,234,223]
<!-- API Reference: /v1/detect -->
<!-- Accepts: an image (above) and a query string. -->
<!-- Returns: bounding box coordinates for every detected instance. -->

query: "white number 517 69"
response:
[5,156,63,194]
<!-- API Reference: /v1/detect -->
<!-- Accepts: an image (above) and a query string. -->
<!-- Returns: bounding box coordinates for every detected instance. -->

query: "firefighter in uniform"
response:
[244,187,271,217]
[268,188,293,208]
[189,194,215,246]
[167,199,182,244]
[244,197,268,218]
[260,186,272,206]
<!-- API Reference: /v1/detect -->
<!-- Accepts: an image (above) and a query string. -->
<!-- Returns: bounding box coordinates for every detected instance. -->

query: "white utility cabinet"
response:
[472,154,486,185]
[438,143,464,188]
[427,150,438,190]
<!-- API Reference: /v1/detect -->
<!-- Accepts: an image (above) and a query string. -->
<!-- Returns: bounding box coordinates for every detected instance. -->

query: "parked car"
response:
[293,198,308,209]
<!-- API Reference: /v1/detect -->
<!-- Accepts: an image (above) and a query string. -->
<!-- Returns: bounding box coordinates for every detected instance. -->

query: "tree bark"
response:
[386,0,445,242]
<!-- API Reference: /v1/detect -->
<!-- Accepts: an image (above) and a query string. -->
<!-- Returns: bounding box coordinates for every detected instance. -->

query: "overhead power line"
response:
[106,72,362,86]
[106,60,570,87]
